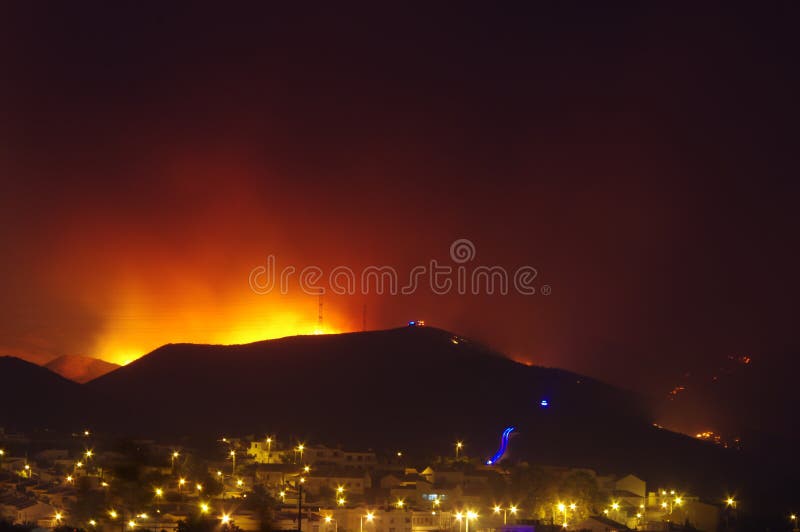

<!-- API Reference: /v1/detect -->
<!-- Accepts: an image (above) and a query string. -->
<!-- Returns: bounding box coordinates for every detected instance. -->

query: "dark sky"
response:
[1,5,798,435]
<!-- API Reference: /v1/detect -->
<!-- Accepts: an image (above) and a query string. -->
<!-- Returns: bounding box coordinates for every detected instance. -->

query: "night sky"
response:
[2,5,798,436]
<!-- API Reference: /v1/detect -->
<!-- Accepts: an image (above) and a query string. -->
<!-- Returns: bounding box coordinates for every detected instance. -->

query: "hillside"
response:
[45,354,120,383]
[86,327,741,496]
[0,356,91,431]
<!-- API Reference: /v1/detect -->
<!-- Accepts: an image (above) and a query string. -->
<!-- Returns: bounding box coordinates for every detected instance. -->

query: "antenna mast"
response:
[317,294,323,331]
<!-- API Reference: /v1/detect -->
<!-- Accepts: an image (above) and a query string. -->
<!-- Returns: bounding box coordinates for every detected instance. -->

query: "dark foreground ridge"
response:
[0,327,793,512]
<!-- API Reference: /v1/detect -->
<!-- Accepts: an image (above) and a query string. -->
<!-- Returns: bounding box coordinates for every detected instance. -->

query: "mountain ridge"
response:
[44,354,120,383]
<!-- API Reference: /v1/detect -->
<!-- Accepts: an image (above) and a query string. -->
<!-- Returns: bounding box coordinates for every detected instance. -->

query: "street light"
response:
[360,511,375,532]
[493,505,518,525]
[109,510,118,519]
[465,510,478,532]
[396,499,405,509]
[557,503,567,527]
[296,444,305,463]
[324,515,338,532]
[455,442,463,459]
[266,437,272,464]
[128,520,136,529]
[337,497,346,506]
[200,503,210,514]
[221,513,231,525]
[230,450,236,476]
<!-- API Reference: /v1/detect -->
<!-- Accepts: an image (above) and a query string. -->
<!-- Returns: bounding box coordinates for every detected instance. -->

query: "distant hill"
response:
[0,327,796,507]
[45,354,120,383]
[2,328,795,516]
[86,327,744,497]
[0,356,91,430]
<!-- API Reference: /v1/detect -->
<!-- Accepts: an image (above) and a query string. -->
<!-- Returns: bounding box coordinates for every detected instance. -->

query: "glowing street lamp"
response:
[200,503,210,514]
[237,479,244,488]
[556,503,568,527]
[725,497,736,507]
[360,511,375,532]
[89,519,97,527]
[230,450,236,476]
[266,437,273,464]
[109,510,118,519]
[324,515,338,532]
[171,451,180,470]
[337,497,346,506]
[396,499,405,509]
[196,483,204,493]
[85,450,94,459]
[465,510,478,532]
[220,513,231,525]
[455,442,463,459]
[296,444,305,463]
[493,505,518,525]
[128,520,136,529]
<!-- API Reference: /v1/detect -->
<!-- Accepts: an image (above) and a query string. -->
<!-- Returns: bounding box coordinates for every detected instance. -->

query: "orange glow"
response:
[90,289,349,365]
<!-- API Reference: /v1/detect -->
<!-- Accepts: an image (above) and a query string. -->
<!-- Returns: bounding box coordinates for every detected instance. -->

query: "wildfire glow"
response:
[91,291,348,366]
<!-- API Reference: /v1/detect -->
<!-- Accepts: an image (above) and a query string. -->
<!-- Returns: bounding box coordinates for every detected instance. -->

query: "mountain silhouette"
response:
[0,356,92,430]
[83,327,746,497]
[45,354,120,384]
[1,328,784,507]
